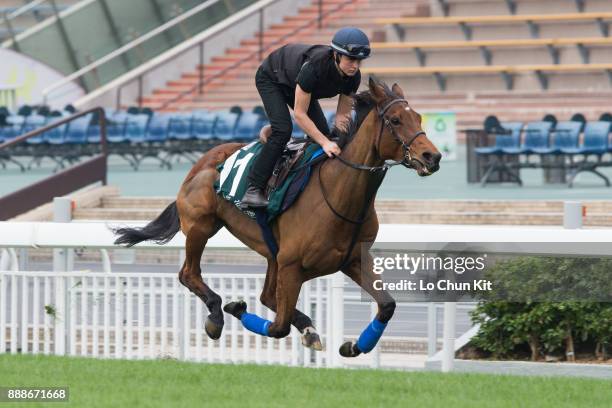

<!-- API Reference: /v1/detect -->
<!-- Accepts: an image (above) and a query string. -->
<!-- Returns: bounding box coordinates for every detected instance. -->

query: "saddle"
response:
[265,138,310,198]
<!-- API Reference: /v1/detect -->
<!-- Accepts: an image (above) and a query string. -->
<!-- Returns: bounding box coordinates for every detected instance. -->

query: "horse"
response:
[114,76,441,357]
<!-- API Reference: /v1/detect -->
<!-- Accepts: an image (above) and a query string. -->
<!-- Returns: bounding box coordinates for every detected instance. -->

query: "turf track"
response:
[0,354,610,408]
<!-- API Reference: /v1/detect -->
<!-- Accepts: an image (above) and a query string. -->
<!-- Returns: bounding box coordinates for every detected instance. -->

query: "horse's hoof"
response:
[205,316,224,340]
[301,327,323,351]
[339,341,362,358]
[223,300,247,319]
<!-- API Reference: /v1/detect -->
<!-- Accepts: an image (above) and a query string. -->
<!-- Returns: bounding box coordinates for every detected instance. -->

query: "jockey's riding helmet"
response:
[330,27,371,60]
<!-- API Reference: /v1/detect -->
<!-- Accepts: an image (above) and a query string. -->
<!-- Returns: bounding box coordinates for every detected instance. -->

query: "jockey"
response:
[240,27,371,208]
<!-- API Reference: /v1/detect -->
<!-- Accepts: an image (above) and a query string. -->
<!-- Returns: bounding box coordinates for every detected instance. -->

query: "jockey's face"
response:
[336,53,361,77]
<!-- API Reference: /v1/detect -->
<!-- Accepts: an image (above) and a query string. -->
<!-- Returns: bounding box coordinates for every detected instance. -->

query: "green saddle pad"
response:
[214,141,323,222]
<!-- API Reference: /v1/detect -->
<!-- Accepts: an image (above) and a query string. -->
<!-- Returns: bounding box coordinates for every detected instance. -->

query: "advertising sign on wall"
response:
[422,112,457,161]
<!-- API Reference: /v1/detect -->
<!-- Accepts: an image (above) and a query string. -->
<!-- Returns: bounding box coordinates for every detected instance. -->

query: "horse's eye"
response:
[391,118,401,126]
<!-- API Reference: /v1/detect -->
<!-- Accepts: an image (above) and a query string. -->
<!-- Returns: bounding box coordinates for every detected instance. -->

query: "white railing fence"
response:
[3,200,604,370]
[0,271,339,367]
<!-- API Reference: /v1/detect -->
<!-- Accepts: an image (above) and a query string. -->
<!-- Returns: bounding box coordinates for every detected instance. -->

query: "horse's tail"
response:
[113,201,180,247]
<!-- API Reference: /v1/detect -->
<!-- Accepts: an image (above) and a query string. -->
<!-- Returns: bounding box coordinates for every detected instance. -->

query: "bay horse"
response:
[114,76,441,357]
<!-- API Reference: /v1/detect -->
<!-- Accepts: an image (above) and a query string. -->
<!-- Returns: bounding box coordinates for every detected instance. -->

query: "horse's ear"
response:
[392,83,405,99]
[368,76,386,103]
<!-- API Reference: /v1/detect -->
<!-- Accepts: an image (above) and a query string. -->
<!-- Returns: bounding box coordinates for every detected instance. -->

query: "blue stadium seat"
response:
[145,114,171,143]
[23,115,48,144]
[65,116,92,144]
[192,111,216,140]
[105,111,130,143]
[561,121,610,155]
[87,124,101,143]
[565,121,612,187]
[501,121,552,155]
[530,121,581,155]
[0,124,19,142]
[1,116,23,143]
[124,114,150,143]
[475,122,523,155]
[6,115,25,128]
[43,115,70,145]
[475,121,525,186]
[167,113,193,140]
[85,110,112,143]
[252,105,266,118]
[234,112,265,141]
[213,111,238,140]
[325,110,336,129]
[291,117,305,138]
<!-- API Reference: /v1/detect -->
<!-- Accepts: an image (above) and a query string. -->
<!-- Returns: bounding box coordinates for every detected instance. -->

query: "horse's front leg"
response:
[340,254,396,357]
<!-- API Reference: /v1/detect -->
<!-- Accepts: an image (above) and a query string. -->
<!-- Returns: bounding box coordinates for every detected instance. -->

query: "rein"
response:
[317,98,426,271]
[320,98,425,224]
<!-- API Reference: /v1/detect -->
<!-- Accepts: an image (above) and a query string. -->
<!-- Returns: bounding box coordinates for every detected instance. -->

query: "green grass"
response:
[0,354,610,408]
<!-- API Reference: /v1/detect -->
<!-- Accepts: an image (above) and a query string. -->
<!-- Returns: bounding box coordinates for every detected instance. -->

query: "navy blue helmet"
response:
[330,27,371,59]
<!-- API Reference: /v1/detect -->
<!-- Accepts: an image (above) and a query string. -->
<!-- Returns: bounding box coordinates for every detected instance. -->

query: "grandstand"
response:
[130,0,612,130]
[1,0,612,206]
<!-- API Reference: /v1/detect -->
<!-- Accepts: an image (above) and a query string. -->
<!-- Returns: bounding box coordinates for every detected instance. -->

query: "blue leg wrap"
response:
[356,318,387,353]
[240,312,271,337]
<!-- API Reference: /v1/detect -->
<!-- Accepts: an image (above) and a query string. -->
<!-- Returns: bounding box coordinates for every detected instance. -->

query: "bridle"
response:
[332,97,426,172]
[319,96,427,223]
[317,97,427,271]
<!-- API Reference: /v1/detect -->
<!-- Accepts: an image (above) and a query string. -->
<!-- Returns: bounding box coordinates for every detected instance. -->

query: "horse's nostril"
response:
[433,152,442,164]
[422,151,441,164]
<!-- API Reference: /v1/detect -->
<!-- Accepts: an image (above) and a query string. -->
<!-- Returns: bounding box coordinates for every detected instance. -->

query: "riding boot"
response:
[240,184,269,208]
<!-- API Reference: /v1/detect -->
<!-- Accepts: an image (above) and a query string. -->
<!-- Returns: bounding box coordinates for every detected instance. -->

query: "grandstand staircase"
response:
[139,0,612,129]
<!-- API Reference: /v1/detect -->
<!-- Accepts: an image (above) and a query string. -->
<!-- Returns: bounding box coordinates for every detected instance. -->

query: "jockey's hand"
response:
[323,140,341,158]
[259,125,271,144]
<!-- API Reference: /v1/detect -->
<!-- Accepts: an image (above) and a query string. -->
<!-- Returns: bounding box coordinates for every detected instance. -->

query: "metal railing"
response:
[40,0,225,104]
[0,107,107,220]
[1,0,66,51]
[131,0,355,111]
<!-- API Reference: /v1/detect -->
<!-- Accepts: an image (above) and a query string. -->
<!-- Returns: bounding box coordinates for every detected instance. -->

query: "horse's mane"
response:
[333,77,397,148]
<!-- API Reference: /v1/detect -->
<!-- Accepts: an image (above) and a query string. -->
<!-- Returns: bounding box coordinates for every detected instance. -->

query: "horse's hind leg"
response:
[180,215,224,340]
[259,260,322,350]
[224,262,302,340]
[340,254,396,357]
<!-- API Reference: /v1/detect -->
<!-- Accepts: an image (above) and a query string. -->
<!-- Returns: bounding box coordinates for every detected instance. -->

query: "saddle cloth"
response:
[215,139,324,222]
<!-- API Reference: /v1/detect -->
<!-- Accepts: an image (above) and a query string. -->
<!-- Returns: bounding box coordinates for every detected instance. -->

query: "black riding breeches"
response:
[248,66,331,189]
